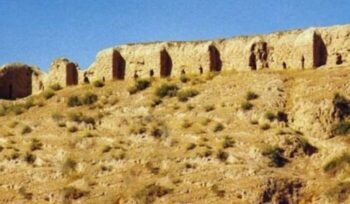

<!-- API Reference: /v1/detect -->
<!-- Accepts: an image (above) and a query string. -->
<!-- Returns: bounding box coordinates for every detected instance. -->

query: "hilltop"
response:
[1,66,350,203]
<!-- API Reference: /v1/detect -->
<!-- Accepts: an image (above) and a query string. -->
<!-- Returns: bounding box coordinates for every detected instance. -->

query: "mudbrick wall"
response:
[0,24,349,100]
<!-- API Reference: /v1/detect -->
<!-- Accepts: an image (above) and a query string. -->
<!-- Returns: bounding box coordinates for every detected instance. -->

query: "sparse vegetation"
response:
[49,83,62,91]
[222,136,235,148]
[204,104,215,112]
[241,101,253,111]
[217,150,229,162]
[93,80,105,88]
[21,125,32,135]
[128,79,151,94]
[43,90,55,99]
[332,121,350,135]
[177,88,199,102]
[323,153,350,174]
[246,91,259,100]
[260,123,271,130]
[67,96,82,107]
[262,147,288,167]
[213,123,224,132]
[82,92,98,105]
[63,186,89,201]
[136,184,172,204]
[155,83,179,98]
[264,111,276,121]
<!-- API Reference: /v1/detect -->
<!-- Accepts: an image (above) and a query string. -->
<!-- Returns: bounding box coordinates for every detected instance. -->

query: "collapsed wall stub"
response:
[47,58,79,87]
[0,64,33,100]
[160,49,172,77]
[248,40,269,70]
[208,45,222,72]
[112,50,126,80]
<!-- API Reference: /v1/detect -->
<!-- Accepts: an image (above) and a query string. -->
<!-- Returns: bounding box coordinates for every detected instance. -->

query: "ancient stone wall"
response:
[0,64,34,100]
[46,58,79,88]
[87,24,350,80]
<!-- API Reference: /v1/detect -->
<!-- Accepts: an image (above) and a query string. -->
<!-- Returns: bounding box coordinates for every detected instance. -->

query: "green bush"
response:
[49,83,62,91]
[177,88,199,102]
[241,101,253,111]
[67,96,82,107]
[246,91,259,100]
[43,90,55,99]
[128,79,151,94]
[155,84,179,98]
[213,123,224,132]
[82,93,98,105]
[264,111,276,121]
[93,80,105,88]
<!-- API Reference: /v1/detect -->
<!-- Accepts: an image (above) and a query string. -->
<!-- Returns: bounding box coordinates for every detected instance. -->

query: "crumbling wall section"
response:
[0,64,34,100]
[47,58,79,87]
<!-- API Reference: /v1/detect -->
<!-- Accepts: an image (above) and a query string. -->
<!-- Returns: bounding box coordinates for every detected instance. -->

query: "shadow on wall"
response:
[66,63,78,86]
[313,33,328,68]
[113,51,126,80]
[209,45,222,72]
[160,49,172,77]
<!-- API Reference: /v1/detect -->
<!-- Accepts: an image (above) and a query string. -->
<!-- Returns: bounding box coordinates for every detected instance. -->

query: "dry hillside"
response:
[1,67,350,203]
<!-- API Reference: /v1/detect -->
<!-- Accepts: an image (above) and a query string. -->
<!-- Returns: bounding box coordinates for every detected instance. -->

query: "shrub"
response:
[260,123,271,130]
[180,75,189,83]
[217,150,229,162]
[241,101,253,111]
[150,97,162,107]
[67,96,82,107]
[128,79,151,94]
[24,98,35,109]
[246,91,259,100]
[30,139,43,151]
[93,80,104,88]
[136,184,172,204]
[276,111,288,122]
[327,182,350,203]
[8,104,24,115]
[155,84,179,98]
[177,88,199,102]
[222,136,235,148]
[52,113,64,122]
[186,143,196,151]
[333,93,350,117]
[332,121,350,135]
[262,147,288,167]
[82,93,98,105]
[21,125,32,135]
[298,137,318,156]
[213,123,224,132]
[49,83,62,91]
[204,105,215,112]
[323,153,350,174]
[43,90,55,99]
[63,158,77,175]
[68,126,78,133]
[63,187,89,201]
[264,111,276,121]
[182,119,192,129]
[24,153,36,164]
[0,106,6,117]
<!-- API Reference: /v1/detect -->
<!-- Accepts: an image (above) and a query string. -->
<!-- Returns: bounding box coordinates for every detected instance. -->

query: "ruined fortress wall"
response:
[46,58,79,88]
[0,65,33,100]
[88,24,350,80]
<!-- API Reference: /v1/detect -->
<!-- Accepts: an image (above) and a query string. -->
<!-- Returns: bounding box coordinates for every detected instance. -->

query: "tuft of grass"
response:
[43,90,55,99]
[7,104,24,115]
[264,111,276,121]
[68,126,78,133]
[246,91,259,100]
[30,139,43,151]
[177,88,199,102]
[241,101,253,111]
[182,119,192,129]
[333,93,350,117]
[93,80,105,88]
[82,92,98,105]
[217,150,229,162]
[323,153,350,174]
[63,186,89,201]
[49,83,62,91]
[298,137,318,156]
[128,79,151,94]
[222,136,235,148]
[0,106,6,117]
[262,147,288,167]
[67,96,82,107]
[24,98,35,110]
[24,152,36,164]
[204,105,215,112]
[260,123,271,130]
[136,184,173,204]
[327,182,350,203]
[21,125,32,135]
[213,123,225,132]
[332,121,350,135]
[276,111,288,122]
[155,83,179,98]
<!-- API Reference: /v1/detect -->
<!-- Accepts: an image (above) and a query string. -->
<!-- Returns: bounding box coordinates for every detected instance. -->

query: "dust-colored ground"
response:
[1,67,350,203]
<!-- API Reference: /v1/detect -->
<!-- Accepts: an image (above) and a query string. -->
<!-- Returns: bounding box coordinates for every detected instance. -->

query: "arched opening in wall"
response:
[249,53,257,70]
[301,55,305,69]
[199,66,203,74]
[209,45,222,72]
[282,62,287,69]
[112,51,126,80]
[66,63,78,86]
[336,53,343,65]
[313,33,327,68]
[8,84,13,99]
[160,49,172,77]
